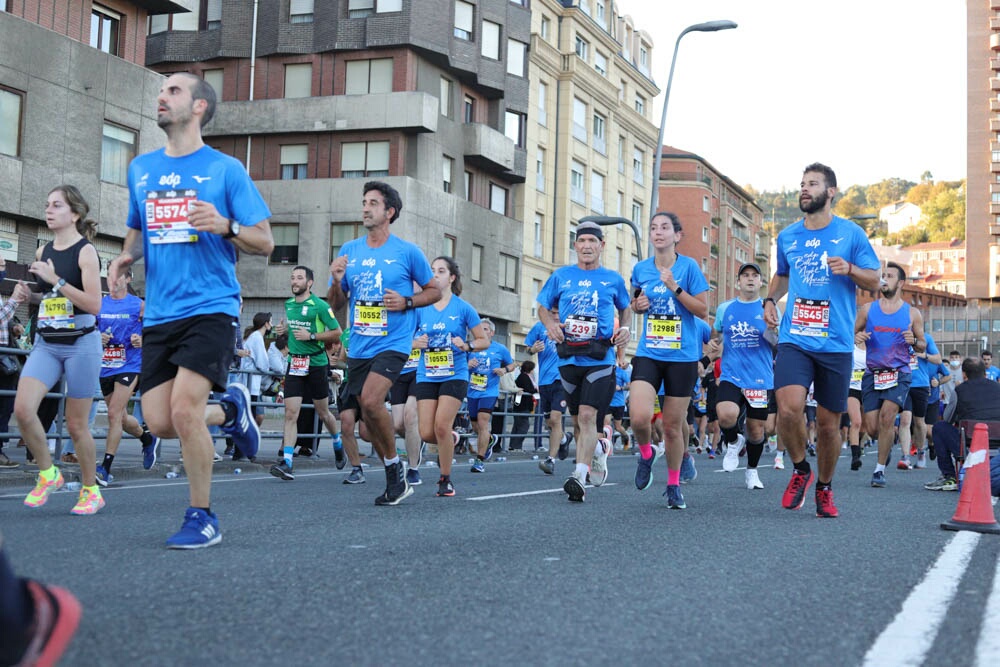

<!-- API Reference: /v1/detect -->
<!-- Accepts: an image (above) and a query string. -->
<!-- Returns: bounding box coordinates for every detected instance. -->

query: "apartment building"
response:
[516,0,659,352]
[906,238,966,295]
[657,146,767,319]
[143,0,527,333]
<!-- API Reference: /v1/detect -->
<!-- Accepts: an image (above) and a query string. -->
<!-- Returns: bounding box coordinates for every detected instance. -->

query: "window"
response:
[290,0,314,23]
[635,94,645,115]
[536,148,545,192]
[633,147,644,185]
[540,16,550,40]
[330,222,362,261]
[572,98,587,142]
[101,123,136,186]
[632,201,642,227]
[617,191,624,217]
[505,111,525,147]
[703,195,710,213]
[444,235,456,257]
[455,1,474,39]
[345,58,392,94]
[994,150,1000,163]
[702,227,708,243]
[569,226,578,264]
[533,214,543,258]
[378,0,403,11]
[618,136,625,173]
[592,112,606,154]
[348,0,374,18]
[440,77,453,117]
[570,161,585,204]
[472,244,483,282]
[639,45,649,72]
[465,171,472,200]
[580,0,591,15]
[0,87,23,157]
[443,156,454,193]
[538,81,548,126]
[280,144,308,180]
[203,69,224,98]
[270,224,300,265]
[464,95,475,123]
[341,141,390,178]
[499,253,518,292]
[575,35,589,61]
[532,279,542,318]
[490,183,508,215]
[596,0,606,22]
[90,4,121,55]
[591,171,605,213]
[205,0,222,29]
[594,51,608,76]
[482,20,501,59]
[284,63,312,98]
[619,79,626,102]
[507,39,527,76]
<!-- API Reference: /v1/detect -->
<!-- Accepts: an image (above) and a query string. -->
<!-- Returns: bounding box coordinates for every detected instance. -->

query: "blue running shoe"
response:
[665,484,686,509]
[483,435,497,461]
[679,452,697,484]
[142,436,159,470]
[871,470,886,488]
[635,445,663,491]
[219,383,259,459]
[166,507,221,549]
[94,465,112,488]
[471,458,485,473]
[406,467,422,486]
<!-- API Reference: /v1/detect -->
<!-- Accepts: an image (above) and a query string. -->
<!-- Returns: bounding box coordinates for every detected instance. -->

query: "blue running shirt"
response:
[468,341,514,398]
[631,254,709,362]
[611,366,630,408]
[126,146,271,326]
[338,234,434,360]
[864,301,912,373]
[912,332,941,389]
[97,293,143,377]
[775,216,879,353]
[415,297,481,384]
[525,321,560,386]
[714,298,774,390]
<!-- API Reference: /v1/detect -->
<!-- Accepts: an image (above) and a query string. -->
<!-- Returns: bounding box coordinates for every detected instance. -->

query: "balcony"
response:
[463,123,516,173]
[205,92,438,137]
[992,77,1000,91]
[992,118,1000,132]
[991,98,1000,112]
[660,170,712,186]
[992,33,1000,51]
[755,246,768,261]
[991,202,1000,215]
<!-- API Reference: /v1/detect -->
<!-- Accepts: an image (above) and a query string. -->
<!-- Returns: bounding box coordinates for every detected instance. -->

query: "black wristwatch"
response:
[763,297,776,307]
[405,297,414,310]
[309,333,316,341]
[674,286,683,295]
[223,219,240,239]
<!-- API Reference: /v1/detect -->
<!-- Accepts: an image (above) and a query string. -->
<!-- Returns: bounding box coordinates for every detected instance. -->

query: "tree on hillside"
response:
[866,177,916,210]
[834,184,873,222]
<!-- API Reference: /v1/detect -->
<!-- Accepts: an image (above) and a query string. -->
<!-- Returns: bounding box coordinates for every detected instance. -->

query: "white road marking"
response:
[862,531,982,667]
[467,483,617,501]
[975,546,1000,667]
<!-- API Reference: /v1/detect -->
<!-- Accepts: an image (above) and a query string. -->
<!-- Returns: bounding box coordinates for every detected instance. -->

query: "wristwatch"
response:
[309,333,316,341]
[54,278,67,293]
[405,297,414,310]
[674,286,683,295]
[223,219,240,239]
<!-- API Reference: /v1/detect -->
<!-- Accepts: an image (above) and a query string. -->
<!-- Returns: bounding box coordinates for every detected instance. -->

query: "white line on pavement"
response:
[467,483,618,501]
[975,545,1000,667]
[862,530,982,667]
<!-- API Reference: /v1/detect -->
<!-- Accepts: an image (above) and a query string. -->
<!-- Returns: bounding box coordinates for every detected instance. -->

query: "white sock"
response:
[574,462,588,480]
[384,455,400,467]
[875,463,886,473]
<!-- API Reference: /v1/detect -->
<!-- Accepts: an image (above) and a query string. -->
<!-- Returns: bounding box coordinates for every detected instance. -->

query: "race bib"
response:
[102,344,125,369]
[743,388,768,409]
[353,300,388,337]
[790,298,830,338]
[39,297,74,329]
[289,355,310,377]
[146,190,199,244]
[470,373,488,390]
[564,315,598,340]
[873,368,899,391]
[403,348,420,371]
[852,369,864,384]
[646,314,682,349]
[909,353,918,370]
[425,347,455,378]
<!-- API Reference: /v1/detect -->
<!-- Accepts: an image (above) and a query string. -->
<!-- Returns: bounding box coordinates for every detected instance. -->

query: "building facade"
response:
[906,238,966,295]
[516,0,659,354]
[144,0,527,335]
[879,200,921,236]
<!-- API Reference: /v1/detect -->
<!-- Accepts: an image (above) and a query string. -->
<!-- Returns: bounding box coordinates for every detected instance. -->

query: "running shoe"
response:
[591,439,610,487]
[707,447,716,460]
[563,475,586,502]
[405,467,422,486]
[436,476,455,497]
[24,469,65,508]
[558,432,572,460]
[482,439,495,461]
[142,436,159,470]
[60,453,79,464]
[471,458,485,473]
[94,465,112,488]
[806,443,817,457]
[850,455,862,471]
[781,468,815,510]
[815,487,839,518]
[679,452,697,483]
[538,457,555,475]
[334,446,347,470]
[924,476,958,491]
[914,450,927,469]
[0,451,16,468]
[212,451,223,463]
[16,580,82,667]
[343,466,366,484]
[773,453,785,470]
[490,433,502,454]
[70,488,105,515]
[219,382,259,459]
[166,507,222,549]
[635,445,663,491]
[897,458,912,471]
[375,462,412,506]
[270,462,294,481]
[664,484,686,509]
[871,470,886,488]
[745,468,764,490]
[723,434,744,472]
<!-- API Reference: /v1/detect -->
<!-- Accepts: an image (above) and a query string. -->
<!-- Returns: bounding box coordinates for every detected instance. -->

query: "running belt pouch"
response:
[37,326,95,345]
[556,338,611,360]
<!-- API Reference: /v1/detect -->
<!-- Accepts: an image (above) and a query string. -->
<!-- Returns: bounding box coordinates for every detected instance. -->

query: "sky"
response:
[617,0,967,192]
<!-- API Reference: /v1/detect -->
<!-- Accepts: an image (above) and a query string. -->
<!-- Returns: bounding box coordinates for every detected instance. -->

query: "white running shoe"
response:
[915,450,927,469]
[723,434,744,472]
[591,438,610,487]
[773,453,785,470]
[745,468,764,490]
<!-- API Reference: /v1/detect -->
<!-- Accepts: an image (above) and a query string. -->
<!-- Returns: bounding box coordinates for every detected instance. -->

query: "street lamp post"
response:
[649,20,738,218]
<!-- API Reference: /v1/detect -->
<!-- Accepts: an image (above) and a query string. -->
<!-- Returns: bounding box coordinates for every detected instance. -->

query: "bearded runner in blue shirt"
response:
[110,74,275,549]
[328,181,440,507]
[537,221,631,503]
[764,163,880,518]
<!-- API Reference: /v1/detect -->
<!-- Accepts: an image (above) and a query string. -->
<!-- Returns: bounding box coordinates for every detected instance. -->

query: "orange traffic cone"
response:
[941,423,1000,534]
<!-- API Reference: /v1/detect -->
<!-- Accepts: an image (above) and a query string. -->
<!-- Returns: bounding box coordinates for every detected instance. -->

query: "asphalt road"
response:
[2,450,999,666]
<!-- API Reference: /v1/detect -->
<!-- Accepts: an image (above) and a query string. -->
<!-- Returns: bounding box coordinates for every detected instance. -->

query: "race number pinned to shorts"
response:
[39,296,74,329]
[790,298,830,338]
[102,344,125,369]
[646,313,682,350]
[354,300,388,336]
[470,372,488,390]
[146,190,199,244]
[852,369,864,384]
[289,355,310,377]
[425,347,455,378]
[743,388,768,409]
[873,368,899,391]
[564,315,598,341]
[403,348,420,372]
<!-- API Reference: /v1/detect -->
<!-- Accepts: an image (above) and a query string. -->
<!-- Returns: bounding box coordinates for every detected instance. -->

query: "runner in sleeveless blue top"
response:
[328,181,440,506]
[526,320,570,473]
[94,266,159,487]
[467,318,516,472]
[855,262,926,488]
[629,212,709,510]
[714,262,778,490]
[901,329,941,471]
[411,256,487,497]
[537,221,631,502]
[764,163,880,518]
[110,74,274,548]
